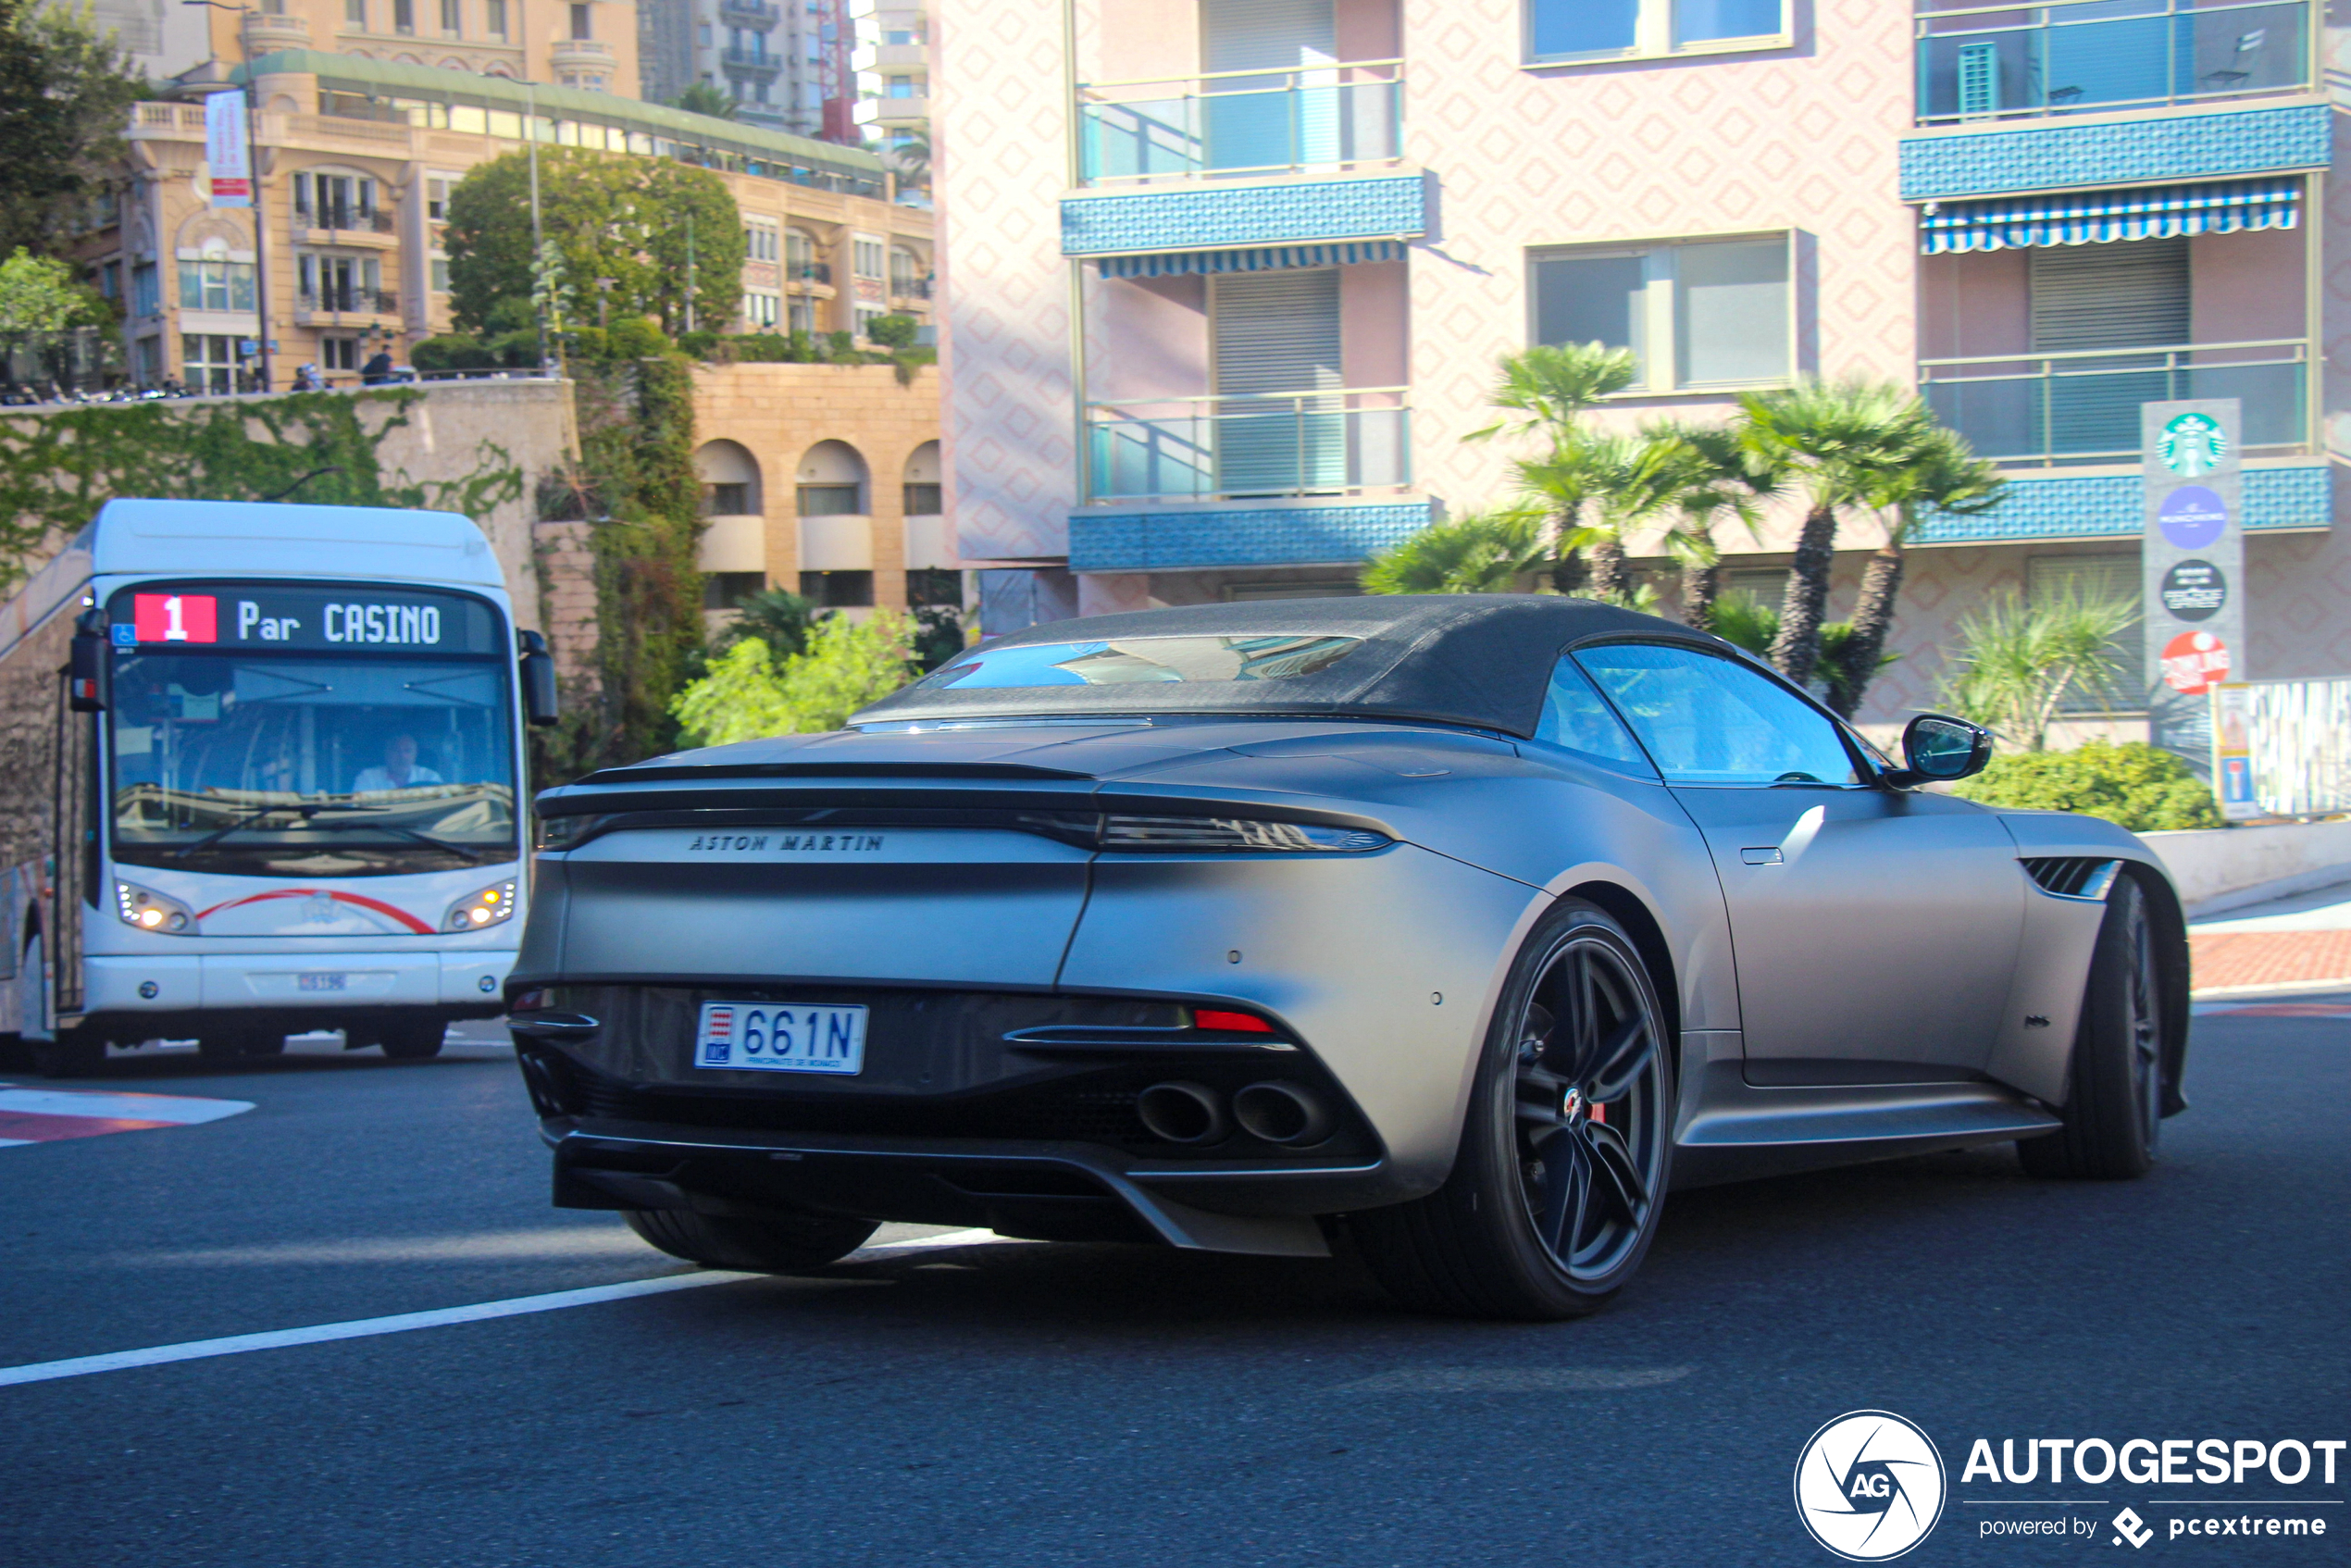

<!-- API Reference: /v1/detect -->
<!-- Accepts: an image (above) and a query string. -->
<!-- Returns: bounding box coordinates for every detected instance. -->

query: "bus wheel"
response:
[379,1020,445,1060]
[31,1035,106,1077]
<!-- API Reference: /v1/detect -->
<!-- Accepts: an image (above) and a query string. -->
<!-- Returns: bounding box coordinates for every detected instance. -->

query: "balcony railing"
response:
[889,276,932,299]
[1076,59,1402,185]
[718,0,781,25]
[1085,387,1411,503]
[1919,338,2308,465]
[722,46,784,75]
[298,290,401,316]
[1915,0,2310,125]
[787,260,831,284]
[294,207,396,234]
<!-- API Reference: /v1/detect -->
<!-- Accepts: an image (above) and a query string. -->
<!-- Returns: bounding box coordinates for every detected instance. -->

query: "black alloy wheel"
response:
[1352,902,1673,1320]
[1512,926,1671,1282]
[2020,874,2168,1179]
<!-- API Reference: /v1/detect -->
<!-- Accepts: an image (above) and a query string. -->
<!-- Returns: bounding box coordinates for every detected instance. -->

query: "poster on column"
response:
[2142,398,2243,778]
[204,90,251,207]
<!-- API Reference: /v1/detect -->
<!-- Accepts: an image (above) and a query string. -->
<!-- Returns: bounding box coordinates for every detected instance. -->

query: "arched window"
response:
[796,440,868,516]
[902,440,939,516]
[695,439,762,516]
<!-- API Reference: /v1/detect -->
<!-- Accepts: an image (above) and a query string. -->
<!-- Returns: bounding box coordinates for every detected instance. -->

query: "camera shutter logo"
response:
[1793,1411,1947,1561]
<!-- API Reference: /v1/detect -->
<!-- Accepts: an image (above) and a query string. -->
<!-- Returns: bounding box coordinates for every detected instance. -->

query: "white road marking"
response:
[1337,1366,1694,1392]
[0,1087,254,1125]
[0,1228,1014,1390]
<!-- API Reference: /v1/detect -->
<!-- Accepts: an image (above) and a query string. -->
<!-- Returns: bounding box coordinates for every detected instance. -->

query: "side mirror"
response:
[68,609,107,713]
[1886,713,1992,788]
[517,628,560,726]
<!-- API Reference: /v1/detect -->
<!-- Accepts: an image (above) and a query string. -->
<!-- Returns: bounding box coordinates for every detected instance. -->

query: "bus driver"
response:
[353,732,443,795]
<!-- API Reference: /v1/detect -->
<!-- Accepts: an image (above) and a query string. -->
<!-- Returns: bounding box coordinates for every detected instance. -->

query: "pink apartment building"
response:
[934,0,2351,730]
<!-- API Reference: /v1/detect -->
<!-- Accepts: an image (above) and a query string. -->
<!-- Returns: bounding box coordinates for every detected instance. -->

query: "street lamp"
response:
[181,0,277,394]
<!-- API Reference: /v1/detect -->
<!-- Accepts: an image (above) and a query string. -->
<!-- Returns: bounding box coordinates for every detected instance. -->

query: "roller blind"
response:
[1212,268,1341,395]
[2030,237,2189,353]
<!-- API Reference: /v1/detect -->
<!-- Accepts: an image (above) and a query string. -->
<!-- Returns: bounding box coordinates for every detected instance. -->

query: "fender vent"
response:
[2022,856,2120,900]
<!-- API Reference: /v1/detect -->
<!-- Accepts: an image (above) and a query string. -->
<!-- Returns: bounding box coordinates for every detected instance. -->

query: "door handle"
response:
[1739,847,1783,865]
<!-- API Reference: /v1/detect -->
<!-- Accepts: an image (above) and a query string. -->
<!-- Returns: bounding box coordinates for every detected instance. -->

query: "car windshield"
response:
[109,651,517,876]
[916,635,1362,690]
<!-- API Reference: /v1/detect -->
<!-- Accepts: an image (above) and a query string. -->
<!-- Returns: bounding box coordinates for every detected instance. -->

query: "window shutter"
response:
[1212,268,1340,395]
[1200,0,1335,72]
[2030,237,2189,353]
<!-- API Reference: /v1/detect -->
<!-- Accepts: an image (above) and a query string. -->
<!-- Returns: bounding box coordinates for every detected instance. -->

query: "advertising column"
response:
[2141,400,2243,778]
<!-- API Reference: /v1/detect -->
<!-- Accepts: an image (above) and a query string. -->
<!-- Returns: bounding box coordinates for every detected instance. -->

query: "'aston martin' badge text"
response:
[685,833,888,852]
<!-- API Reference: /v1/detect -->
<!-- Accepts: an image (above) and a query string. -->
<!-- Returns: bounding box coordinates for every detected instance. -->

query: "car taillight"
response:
[1100,815,1390,852]
[1194,1008,1275,1034]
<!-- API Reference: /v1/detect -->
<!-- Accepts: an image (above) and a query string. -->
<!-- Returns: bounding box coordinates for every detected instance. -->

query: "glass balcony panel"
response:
[1076,66,1400,183]
[1921,341,2305,463]
[1915,0,2307,123]
[1085,399,1410,502]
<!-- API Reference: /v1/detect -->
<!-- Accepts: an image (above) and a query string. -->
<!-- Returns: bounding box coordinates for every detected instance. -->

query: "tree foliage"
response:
[1939,584,2141,752]
[442,149,745,337]
[0,246,110,330]
[669,82,737,119]
[1360,505,1549,594]
[0,0,146,261]
[1953,740,2222,833]
[673,611,919,747]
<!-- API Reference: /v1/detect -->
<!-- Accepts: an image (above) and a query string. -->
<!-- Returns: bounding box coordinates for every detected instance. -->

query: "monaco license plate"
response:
[694,1002,866,1076]
[297,972,348,992]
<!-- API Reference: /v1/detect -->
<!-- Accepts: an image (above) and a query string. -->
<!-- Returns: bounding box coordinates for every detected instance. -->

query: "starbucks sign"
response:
[2142,400,2244,779]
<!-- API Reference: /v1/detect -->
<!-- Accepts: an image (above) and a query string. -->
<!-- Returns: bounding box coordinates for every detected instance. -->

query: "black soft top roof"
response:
[853,594,1723,739]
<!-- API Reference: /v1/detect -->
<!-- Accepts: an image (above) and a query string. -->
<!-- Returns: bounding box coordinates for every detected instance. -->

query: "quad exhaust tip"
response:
[1233,1080,1334,1147]
[1137,1081,1227,1144]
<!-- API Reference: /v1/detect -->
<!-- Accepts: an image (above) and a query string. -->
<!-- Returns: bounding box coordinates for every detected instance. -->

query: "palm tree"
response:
[1466,342,1638,444]
[882,129,932,194]
[1514,429,1705,605]
[1941,587,2141,751]
[1360,504,1549,594]
[1736,379,1934,690]
[1648,420,1782,633]
[1825,428,2007,718]
[671,82,739,120]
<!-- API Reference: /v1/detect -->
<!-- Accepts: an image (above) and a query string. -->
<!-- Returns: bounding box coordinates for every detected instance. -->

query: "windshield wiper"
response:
[168,803,490,864]
[171,803,328,858]
[299,816,490,865]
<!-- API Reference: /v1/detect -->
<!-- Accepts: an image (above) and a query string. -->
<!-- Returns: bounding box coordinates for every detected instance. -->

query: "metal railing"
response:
[1914,0,2310,124]
[718,0,781,24]
[298,290,401,316]
[2242,677,2351,815]
[787,261,831,283]
[1085,387,1411,503]
[1076,58,1402,184]
[889,276,932,299]
[722,46,783,73]
[1918,338,2309,466]
[293,206,396,233]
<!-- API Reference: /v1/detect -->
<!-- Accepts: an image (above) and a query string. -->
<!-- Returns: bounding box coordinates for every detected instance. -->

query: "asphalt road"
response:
[2,1011,2344,1568]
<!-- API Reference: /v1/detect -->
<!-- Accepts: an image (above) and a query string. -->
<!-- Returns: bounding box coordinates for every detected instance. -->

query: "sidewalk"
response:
[2187,880,2351,996]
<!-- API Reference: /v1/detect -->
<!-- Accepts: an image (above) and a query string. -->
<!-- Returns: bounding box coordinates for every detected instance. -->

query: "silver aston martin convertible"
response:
[507,596,2188,1320]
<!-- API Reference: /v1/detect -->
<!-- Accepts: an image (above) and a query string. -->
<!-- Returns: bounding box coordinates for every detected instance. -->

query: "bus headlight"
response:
[116,881,196,934]
[444,879,518,931]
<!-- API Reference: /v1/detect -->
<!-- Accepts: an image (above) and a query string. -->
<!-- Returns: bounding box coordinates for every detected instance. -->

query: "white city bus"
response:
[0,499,556,1076]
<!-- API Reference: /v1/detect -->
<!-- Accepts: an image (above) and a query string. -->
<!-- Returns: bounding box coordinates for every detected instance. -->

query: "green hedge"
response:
[1952,740,2223,833]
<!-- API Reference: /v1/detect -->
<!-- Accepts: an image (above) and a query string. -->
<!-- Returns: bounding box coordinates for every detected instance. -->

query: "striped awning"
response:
[1098,241,1406,278]
[1920,179,2301,255]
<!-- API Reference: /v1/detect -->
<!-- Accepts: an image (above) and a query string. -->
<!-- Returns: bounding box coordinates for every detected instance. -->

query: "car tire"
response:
[2019,873,2168,1181]
[378,1021,445,1060]
[1351,902,1675,1322]
[623,1208,880,1273]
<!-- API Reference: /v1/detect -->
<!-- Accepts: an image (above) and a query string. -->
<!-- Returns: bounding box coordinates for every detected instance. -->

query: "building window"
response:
[799,570,874,607]
[703,572,766,610]
[321,337,362,371]
[886,76,914,98]
[393,0,413,32]
[798,482,862,516]
[131,262,159,316]
[705,481,752,515]
[181,334,247,395]
[745,223,778,261]
[177,256,257,311]
[788,297,816,334]
[294,171,377,229]
[135,335,162,384]
[852,238,884,279]
[906,568,961,607]
[568,2,591,39]
[1531,233,1789,392]
[485,0,505,36]
[902,482,942,516]
[741,291,781,328]
[1526,0,1785,64]
[440,0,459,33]
[853,305,887,339]
[426,174,454,220]
[430,256,450,292]
[696,21,711,46]
[344,0,366,26]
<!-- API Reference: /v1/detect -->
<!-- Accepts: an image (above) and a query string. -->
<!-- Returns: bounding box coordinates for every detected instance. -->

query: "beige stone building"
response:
[689,360,952,618]
[212,0,641,94]
[93,51,935,390]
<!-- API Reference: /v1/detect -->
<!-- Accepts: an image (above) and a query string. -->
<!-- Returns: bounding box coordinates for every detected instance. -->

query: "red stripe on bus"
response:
[193,888,437,935]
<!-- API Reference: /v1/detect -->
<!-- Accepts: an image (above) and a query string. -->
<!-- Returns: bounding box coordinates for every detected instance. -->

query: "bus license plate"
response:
[694,1002,866,1075]
[297,973,348,991]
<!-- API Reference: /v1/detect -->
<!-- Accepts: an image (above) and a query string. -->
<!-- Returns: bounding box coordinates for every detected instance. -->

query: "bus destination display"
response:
[107,583,503,655]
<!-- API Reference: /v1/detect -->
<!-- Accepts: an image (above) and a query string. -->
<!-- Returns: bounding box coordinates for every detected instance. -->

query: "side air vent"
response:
[2021,857,2121,901]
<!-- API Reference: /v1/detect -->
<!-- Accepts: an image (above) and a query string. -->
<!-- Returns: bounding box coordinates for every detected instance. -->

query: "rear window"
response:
[916,635,1363,691]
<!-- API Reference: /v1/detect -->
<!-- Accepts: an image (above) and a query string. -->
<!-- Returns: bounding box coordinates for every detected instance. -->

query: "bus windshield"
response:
[109,650,518,877]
